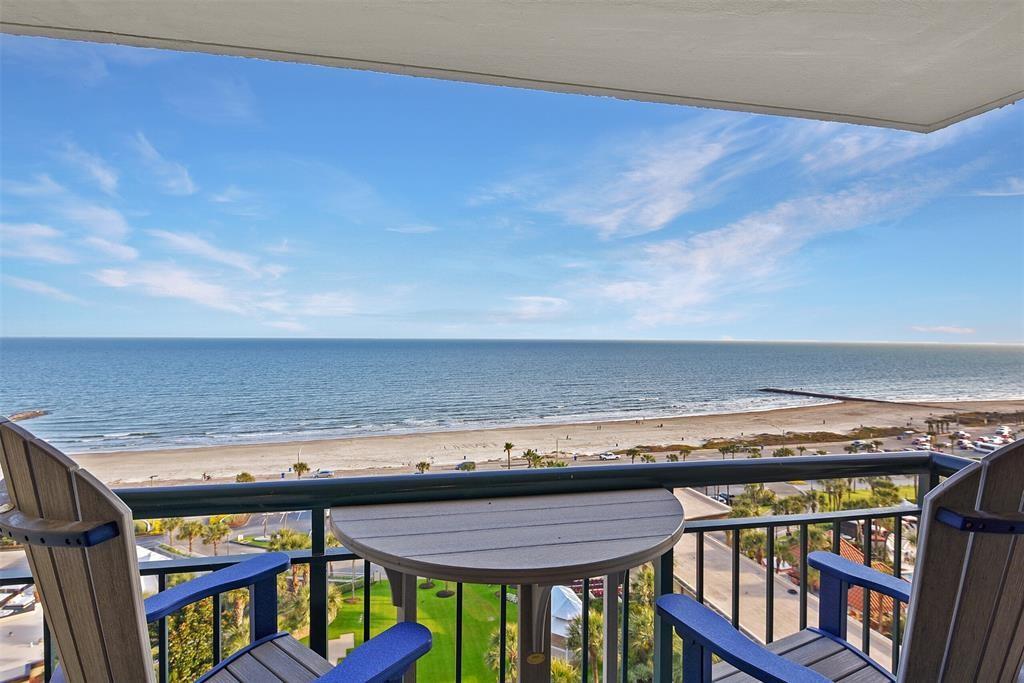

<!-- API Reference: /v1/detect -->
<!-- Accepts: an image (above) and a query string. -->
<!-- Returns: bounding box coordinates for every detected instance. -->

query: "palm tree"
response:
[163,517,183,547]
[485,623,518,680]
[202,520,230,556]
[177,520,204,553]
[772,447,795,458]
[269,528,312,591]
[293,461,310,478]
[797,446,807,456]
[843,444,859,455]
[627,448,641,464]
[523,449,543,468]
[415,461,431,474]
[679,445,693,461]
[503,442,515,470]
[639,453,656,464]
[665,451,679,462]
[871,439,884,452]
[566,608,603,683]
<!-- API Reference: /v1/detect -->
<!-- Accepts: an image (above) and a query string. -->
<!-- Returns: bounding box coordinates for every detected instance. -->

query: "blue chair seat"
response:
[710,629,892,682]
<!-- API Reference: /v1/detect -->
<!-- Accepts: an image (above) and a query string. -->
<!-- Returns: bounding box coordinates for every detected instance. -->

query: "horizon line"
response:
[1,335,1022,347]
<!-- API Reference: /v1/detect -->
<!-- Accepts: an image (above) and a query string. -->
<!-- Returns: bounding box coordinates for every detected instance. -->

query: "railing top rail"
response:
[686,504,922,532]
[115,452,968,517]
[0,547,359,586]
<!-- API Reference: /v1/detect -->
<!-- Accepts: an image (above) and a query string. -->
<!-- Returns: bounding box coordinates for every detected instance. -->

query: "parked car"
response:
[598,452,620,460]
[312,470,334,478]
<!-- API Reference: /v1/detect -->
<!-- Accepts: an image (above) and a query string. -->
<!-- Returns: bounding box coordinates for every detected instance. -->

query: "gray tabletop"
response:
[329,487,685,585]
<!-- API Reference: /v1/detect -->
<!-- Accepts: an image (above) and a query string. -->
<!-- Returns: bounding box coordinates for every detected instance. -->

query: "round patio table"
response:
[330,487,684,683]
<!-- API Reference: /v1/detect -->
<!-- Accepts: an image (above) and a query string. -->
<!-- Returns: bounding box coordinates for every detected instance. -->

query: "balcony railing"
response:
[0,451,970,682]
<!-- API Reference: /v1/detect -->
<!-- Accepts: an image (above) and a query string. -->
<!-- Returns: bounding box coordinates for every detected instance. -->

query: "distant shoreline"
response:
[71,397,1024,486]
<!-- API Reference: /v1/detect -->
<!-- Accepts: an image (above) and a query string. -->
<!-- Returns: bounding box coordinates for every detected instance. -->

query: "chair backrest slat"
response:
[0,419,153,683]
[900,439,1024,683]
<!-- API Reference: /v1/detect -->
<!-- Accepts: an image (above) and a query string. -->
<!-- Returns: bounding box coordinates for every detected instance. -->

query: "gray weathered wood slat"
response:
[249,638,322,682]
[360,516,681,557]
[272,633,335,676]
[204,670,241,683]
[0,425,88,683]
[712,630,821,680]
[331,488,684,585]
[334,488,664,521]
[899,464,981,682]
[72,464,153,681]
[901,440,1024,682]
[715,631,841,681]
[28,443,114,683]
[715,631,887,683]
[949,440,1024,683]
[336,498,677,537]
[835,665,894,683]
[226,653,282,682]
[0,420,154,683]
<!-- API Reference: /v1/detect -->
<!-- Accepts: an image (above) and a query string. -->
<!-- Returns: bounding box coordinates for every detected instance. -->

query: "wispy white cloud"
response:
[2,174,65,197]
[62,202,131,240]
[165,76,256,123]
[148,229,284,278]
[387,224,439,234]
[295,293,357,317]
[0,35,168,86]
[800,123,964,174]
[0,223,76,263]
[264,320,307,332]
[83,236,138,261]
[3,275,82,303]
[93,264,244,313]
[61,141,118,195]
[972,176,1024,197]
[132,133,197,195]
[210,185,250,203]
[504,296,569,321]
[597,178,954,324]
[911,325,976,335]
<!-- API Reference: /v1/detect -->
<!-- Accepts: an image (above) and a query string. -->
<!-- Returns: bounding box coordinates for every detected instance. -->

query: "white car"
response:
[598,452,620,460]
[995,426,1013,436]
[953,430,971,439]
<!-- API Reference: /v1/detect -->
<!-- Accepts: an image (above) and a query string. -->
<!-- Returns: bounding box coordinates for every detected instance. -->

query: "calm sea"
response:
[1,338,1021,453]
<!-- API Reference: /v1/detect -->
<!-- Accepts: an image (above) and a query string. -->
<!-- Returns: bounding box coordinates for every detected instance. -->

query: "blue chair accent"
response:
[656,550,905,682]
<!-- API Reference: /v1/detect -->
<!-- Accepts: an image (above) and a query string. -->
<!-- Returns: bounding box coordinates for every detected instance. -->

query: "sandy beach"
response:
[69,398,1024,485]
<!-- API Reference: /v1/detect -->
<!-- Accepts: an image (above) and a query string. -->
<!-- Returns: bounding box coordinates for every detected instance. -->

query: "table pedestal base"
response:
[518,584,552,683]
[385,568,420,683]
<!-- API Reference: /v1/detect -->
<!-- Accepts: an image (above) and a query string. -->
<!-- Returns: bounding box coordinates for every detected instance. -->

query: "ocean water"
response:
[1,338,1021,453]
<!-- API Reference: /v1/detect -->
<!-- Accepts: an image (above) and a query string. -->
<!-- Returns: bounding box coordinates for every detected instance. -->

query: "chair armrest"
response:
[145,552,290,622]
[807,551,911,602]
[656,594,828,683]
[315,622,432,683]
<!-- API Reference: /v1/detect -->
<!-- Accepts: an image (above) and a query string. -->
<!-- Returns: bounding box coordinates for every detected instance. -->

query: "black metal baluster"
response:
[766,525,775,643]
[499,585,507,683]
[158,573,168,683]
[621,568,630,682]
[455,583,463,682]
[363,559,371,643]
[832,520,841,554]
[696,531,705,603]
[731,531,741,628]
[863,516,872,655]
[582,578,590,683]
[799,524,808,630]
[212,592,222,664]
[892,514,903,672]
[310,508,328,658]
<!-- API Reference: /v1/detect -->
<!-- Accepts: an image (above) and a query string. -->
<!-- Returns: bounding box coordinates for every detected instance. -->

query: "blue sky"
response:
[1,35,1022,342]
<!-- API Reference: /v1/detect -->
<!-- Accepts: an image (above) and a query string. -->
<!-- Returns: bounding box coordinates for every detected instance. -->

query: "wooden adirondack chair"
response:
[657,439,1024,682]
[0,417,431,683]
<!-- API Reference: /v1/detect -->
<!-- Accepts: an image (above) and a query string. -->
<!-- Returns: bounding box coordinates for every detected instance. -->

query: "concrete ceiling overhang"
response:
[2,1,1022,133]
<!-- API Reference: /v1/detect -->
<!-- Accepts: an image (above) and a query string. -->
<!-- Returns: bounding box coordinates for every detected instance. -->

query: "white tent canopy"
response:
[2,1,1021,133]
[551,585,583,639]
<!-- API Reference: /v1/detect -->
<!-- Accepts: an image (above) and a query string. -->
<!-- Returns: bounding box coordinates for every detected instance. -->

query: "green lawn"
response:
[327,579,517,682]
